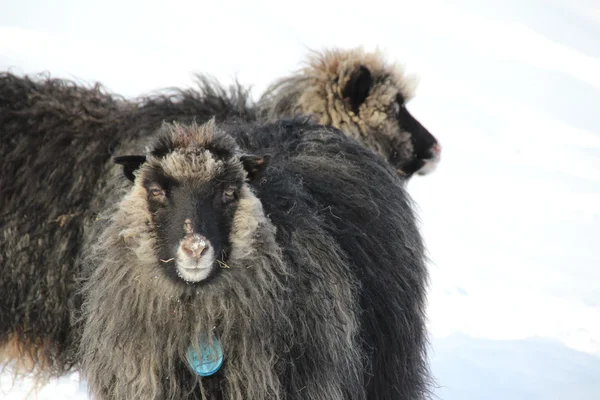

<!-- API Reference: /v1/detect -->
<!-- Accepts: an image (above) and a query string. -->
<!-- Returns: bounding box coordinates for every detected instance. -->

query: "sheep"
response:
[258,47,441,177]
[0,46,436,385]
[79,118,430,400]
[0,72,253,378]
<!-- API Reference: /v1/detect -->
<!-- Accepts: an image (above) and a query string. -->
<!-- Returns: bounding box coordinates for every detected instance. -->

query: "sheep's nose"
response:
[426,142,442,162]
[181,236,209,259]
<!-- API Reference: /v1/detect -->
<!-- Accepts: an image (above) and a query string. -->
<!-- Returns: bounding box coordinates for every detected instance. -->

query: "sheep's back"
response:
[233,119,431,399]
[0,73,127,374]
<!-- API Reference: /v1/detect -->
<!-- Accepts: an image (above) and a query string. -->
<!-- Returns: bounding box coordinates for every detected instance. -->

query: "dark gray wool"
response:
[79,119,430,400]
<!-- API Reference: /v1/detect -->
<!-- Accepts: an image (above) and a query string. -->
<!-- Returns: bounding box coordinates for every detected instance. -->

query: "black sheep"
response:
[258,47,441,176]
[0,73,252,377]
[79,119,430,400]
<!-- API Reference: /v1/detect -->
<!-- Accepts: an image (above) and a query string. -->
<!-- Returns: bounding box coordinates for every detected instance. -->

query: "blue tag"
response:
[186,333,224,377]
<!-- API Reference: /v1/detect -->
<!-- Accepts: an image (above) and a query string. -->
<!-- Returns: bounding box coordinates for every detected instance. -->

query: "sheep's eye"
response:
[222,188,236,204]
[148,185,165,200]
[395,94,406,113]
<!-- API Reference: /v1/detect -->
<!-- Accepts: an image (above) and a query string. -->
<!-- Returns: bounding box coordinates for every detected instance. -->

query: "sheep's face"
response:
[142,167,241,283]
[340,64,441,177]
[301,49,441,177]
[114,122,268,284]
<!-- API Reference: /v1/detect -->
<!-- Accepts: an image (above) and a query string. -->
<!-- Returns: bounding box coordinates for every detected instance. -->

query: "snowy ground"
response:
[1,0,599,398]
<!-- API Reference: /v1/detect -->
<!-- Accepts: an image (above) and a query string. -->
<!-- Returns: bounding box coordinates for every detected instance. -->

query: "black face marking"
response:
[342,65,373,115]
[397,106,437,158]
[392,94,439,175]
[114,155,147,182]
[146,167,243,285]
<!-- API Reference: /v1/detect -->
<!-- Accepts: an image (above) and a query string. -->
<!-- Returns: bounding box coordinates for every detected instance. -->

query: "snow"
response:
[1,0,598,398]
[0,370,87,400]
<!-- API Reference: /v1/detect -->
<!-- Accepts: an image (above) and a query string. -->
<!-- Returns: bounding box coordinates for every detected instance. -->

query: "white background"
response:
[1,0,599,398]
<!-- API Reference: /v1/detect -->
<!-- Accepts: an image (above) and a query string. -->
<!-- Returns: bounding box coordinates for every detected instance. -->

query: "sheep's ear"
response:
[341,65,373,115]
[240,154,270,181]
[114,155,147,182]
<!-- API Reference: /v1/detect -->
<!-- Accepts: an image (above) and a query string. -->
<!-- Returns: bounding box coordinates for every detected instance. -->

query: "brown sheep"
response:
[259,47,441,177]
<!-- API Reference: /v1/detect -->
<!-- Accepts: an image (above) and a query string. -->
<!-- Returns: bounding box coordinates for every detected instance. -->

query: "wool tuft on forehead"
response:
[148,119,240,161]
[144,120,245,181]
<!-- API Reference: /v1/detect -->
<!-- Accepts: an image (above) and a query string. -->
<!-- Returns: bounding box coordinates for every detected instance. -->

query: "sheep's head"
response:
[113,121,269,284]
[266,48,441,177]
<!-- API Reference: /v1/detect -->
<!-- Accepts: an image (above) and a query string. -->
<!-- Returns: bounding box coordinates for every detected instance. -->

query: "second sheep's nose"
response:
[181,236,209,259]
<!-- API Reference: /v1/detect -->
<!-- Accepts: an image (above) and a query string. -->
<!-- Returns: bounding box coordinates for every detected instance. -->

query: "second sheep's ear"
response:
[114,155,147,182]
[341,65,373,115]
[240,154,271,182]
